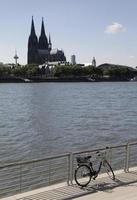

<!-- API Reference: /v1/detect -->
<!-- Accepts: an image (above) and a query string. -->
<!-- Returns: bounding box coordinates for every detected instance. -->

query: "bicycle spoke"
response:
[74,165,92,187]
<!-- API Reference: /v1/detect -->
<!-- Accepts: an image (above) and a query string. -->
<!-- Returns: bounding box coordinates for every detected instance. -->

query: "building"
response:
[92,57,96,67]
[71,55,76,65]
[27,17,66,65]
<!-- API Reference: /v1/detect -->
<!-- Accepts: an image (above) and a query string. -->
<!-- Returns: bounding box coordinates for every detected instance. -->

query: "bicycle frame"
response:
[89,161,103,178]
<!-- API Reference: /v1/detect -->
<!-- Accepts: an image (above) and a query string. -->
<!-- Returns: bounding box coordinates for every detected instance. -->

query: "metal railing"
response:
[0,141,137,198]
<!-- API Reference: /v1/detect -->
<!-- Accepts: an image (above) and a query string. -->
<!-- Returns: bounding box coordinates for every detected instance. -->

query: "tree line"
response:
[0,63,136,80]
[0,64,39,77]
[54,65,136,80]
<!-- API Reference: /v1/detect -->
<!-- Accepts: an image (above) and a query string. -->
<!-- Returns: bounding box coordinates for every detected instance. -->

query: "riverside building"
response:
[27,17,66,65]
[71,55,76,65]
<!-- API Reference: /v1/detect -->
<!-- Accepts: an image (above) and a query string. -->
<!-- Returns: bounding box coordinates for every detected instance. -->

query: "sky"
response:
[0,0,137,67]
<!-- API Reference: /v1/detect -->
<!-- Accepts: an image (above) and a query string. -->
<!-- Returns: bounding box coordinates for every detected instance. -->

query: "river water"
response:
[0,82,137,164]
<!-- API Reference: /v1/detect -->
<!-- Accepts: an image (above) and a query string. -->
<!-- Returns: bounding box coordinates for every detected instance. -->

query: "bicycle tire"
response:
[103,160,115,180]
[74,164,92,187]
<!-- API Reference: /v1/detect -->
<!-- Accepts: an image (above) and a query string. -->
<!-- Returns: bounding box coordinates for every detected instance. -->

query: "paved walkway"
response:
[1,168,137,200]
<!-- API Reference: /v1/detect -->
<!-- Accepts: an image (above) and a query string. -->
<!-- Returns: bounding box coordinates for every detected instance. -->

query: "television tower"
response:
[14,50,19,66]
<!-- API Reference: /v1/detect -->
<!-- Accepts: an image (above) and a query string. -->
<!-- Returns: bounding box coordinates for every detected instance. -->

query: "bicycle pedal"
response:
[93,175,98,180]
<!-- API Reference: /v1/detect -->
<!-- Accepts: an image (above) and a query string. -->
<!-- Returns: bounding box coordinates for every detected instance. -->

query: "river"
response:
[0,82,137,164]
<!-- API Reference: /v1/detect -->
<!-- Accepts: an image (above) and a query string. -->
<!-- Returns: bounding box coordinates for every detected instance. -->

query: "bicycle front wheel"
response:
[103,160,115,180]
[74,164,92,187]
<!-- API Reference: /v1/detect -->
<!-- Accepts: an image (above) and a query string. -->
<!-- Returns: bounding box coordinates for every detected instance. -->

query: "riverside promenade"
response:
[1,167,137,200]
[1,141,137,200]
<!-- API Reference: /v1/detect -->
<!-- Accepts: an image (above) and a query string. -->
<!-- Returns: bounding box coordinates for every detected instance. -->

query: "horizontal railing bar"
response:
[19,184,48,193]
[73,144,127,155]
[0,191,20,198]
[1,170,68,180]
[0,169,68,183]
[0,153,70,169]
[0,184,20,193]
[109,144,127,149]
[0,183,20,190]
[18,180,49,188]
[129,141,137,146]
[21,171,67,180]
[0,176,20,184]
[0,172,20,178]
[73,147,108,155]
[0,143,129,169]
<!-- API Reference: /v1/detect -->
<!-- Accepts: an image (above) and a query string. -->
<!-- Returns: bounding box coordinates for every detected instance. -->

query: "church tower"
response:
[48,34,52,51]
[92,57,96,67]
[27,17,39,64]
[27,17,67,65]
[38,18,48,50]
[38,18,49,64]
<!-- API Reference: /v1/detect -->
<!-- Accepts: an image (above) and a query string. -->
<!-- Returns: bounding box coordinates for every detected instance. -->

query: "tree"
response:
[0,64,12,76]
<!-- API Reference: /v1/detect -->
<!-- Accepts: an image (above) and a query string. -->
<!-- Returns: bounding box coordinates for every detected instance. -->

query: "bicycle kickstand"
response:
[93,174,98,180]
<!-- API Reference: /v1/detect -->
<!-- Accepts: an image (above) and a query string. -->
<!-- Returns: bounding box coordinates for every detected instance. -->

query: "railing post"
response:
[68,152,74,185]
[125,142,130,172]
[48,160,51,185]
[19,164,22,193]
[105,146,111,164]
[109,148,112,165]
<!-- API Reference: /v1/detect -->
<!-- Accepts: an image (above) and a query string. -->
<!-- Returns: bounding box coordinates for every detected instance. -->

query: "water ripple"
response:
[0,82,137,163]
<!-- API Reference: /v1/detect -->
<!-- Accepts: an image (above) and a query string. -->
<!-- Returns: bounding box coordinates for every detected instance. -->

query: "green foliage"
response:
[54,65,103,78]
[55,65,74,77]
[103,67,133,79]
[0,64,40,78]
[0,63,135,81]
[0,64,11,76]
[54,65,80,77]
[24,65,39,76]
[83,65,95,75]
[12,65,39,77]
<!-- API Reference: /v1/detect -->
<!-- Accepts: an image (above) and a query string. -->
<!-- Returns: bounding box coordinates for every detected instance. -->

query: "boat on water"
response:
[24,78,33,82]
[130,76,137,81]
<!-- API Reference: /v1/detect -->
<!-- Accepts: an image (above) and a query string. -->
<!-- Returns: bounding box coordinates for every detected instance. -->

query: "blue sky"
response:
[0,0,137,66]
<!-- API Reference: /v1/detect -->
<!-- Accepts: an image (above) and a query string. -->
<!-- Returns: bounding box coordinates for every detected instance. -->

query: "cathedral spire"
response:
[39,17,48,49]
[27,16,39,64]
[30,16,36,36]
[41,17,46,36]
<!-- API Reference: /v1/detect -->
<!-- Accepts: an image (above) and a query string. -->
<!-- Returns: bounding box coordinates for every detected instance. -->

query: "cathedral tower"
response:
[27,17,39,64]
[38,18,48,50]
[27,17,67,65]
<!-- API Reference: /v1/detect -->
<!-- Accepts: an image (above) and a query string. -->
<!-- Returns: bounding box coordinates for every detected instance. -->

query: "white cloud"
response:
[105,22,126,34]
[129,55,135,59]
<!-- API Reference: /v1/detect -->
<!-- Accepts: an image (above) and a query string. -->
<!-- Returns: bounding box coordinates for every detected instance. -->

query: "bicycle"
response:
[74,149,115,187]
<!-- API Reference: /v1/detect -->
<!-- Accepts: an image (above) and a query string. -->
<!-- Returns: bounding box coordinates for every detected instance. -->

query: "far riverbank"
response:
[0,76,131,83]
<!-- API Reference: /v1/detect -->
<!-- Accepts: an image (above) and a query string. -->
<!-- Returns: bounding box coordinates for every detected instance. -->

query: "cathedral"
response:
[27,17,66,65]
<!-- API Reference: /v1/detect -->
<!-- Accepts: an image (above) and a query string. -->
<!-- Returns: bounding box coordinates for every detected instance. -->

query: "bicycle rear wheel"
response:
[103,160,115,180]
[74,164,92,187]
